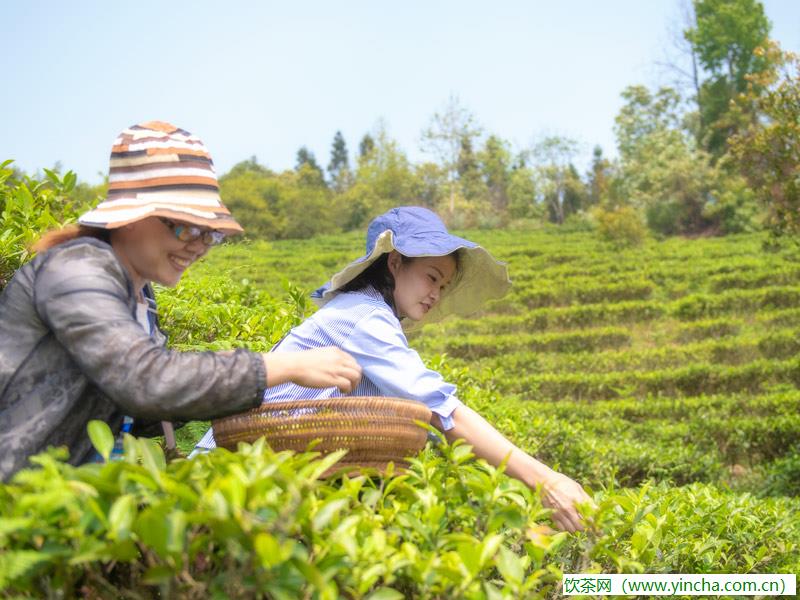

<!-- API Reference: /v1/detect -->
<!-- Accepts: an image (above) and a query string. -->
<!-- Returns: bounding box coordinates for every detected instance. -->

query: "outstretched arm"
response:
[434,405,592,532]
[343,308,591,531]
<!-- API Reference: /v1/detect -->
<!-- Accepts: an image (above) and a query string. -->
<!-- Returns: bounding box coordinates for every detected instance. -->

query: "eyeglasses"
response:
[158,217,225,246]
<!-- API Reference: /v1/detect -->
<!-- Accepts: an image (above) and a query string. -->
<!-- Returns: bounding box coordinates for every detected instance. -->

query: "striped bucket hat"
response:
[78,121,243,234]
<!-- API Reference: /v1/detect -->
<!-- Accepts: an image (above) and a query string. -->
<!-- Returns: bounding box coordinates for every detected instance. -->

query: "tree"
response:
[220,158,334,240]
[295,147,325,188]
[282,168,335,238]
[531,136,582,224]
[684,0,772,156]
[613,85,736,235]
[456,135,488,209]
[507,165,540,220]
[729,45,800,239]
[479,135,512,214]
[412,162,448,212]
[220,165,288,239]
[657,0,703,117]
[327,131,351,192]
[545,165,587,225]
[615,86,685,163]
[226,155,273,178]
[358,134,375,159]
[586,146,615,207]
[420,94,482,215]
[630,129,717,235]
[336,128,419,231]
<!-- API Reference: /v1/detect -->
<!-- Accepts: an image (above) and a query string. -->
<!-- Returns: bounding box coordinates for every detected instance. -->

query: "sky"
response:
[1,1,798,183]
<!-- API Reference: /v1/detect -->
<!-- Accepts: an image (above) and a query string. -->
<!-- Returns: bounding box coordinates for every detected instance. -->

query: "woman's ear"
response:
[387,250,402,277]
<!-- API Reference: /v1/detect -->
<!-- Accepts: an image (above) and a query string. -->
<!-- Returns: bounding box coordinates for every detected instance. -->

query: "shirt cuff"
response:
[194,427,217,450]
[431,394,462,431]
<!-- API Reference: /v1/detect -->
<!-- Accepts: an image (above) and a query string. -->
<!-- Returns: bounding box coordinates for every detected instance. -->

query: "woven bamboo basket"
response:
[211,397,432,474]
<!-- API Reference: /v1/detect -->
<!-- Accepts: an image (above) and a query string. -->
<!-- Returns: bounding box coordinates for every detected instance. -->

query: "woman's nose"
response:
[185,238,209,257]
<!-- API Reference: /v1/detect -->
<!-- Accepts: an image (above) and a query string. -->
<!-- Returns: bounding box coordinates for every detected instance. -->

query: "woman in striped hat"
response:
[0,121,361,481]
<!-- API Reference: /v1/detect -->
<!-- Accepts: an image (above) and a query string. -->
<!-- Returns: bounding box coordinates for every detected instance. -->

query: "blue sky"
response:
[1,1,798,183]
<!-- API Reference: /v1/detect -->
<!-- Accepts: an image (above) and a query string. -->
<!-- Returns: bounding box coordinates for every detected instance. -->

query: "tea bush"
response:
[3,425,798,598]
[155,275,311,352]
[3,208,800,596]
[0,426,569,598]
[0,162,90,289]
[170,228,800,587]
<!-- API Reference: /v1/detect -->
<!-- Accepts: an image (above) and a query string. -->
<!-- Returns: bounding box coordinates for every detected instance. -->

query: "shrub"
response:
[0,162,90,290]
[4,424,798,597]
[758,330,800,359]
[760,448,800,497]
[675,318,742,343]
[593,206,647,247]
[440,328,631,359]
[156,275,311,352]
[0,423,571,598]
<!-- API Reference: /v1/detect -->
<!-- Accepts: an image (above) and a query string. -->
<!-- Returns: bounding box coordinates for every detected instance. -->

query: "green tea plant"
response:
[155,275,311,352]
[3,424,797,597]
[0,161,89,289]
[3,214,800,595]
[0,424,572,599]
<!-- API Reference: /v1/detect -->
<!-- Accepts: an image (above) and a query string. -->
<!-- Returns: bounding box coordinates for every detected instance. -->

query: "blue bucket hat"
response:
[311,206,512,330]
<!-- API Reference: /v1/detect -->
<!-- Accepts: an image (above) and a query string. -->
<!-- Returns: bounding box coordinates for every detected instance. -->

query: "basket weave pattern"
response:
[212,397,432,472]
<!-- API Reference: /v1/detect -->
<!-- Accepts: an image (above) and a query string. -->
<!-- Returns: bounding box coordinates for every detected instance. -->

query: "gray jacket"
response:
[0,237,265,480]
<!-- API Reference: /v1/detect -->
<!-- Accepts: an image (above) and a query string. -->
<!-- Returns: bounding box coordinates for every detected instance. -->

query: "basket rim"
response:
[211,396,433,456]
[213,396,432,426]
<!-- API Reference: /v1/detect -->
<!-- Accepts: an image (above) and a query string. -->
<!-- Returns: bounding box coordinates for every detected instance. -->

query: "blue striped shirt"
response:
[193,286,461,452]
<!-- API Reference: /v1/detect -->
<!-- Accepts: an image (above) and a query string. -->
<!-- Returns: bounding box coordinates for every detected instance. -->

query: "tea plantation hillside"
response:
[4,228,800,597]
[180,228,800,496]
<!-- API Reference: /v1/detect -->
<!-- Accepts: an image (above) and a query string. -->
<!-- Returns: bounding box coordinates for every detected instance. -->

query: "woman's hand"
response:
[443,405,593,533]
[263,347,362,392]
[540,472,593,533]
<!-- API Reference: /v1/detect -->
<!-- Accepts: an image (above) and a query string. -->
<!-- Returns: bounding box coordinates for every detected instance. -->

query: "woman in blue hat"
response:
[196,206,591,531]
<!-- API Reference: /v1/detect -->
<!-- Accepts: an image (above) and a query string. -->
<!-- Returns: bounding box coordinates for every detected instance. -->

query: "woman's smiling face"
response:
[110,216,212,291]
[387,251,458,321]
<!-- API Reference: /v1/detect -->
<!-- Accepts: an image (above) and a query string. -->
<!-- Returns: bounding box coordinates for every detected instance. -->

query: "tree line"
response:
[4,0,799,246]
[219,0,797,244]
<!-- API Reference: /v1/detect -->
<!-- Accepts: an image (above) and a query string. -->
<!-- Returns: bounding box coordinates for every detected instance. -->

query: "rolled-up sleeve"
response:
[33,243,265,421]
[342,308,462,430]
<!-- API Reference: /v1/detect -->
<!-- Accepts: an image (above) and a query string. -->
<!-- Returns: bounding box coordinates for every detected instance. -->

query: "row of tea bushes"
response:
[2,425,798,597]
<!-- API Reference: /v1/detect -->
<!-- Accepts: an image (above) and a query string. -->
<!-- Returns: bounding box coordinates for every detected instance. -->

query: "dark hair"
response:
[340,251,461,317]
[31,224,111,253]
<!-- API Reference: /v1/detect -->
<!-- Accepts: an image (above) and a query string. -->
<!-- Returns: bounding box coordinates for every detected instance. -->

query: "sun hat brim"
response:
[78,202,244,235]
[313,228,512,331]
[78,121,244,235]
